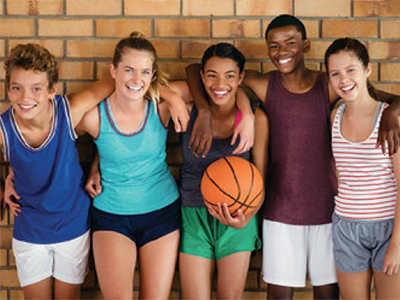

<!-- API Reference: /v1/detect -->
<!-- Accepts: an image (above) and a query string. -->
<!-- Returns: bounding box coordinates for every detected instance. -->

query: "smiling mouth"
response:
[19,104,36,110]
[340,84,355,92]
[127,85,142,91]
[278,57,293,65]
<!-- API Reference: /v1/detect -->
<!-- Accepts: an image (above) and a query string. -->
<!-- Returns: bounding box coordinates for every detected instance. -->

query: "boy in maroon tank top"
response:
[186,14,400,300]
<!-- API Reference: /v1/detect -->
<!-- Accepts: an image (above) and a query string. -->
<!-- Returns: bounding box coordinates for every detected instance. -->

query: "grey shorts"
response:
[332,213,394,273]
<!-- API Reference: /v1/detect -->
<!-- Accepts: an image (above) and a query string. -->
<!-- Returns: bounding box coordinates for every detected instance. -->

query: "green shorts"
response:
[180,207,261,260]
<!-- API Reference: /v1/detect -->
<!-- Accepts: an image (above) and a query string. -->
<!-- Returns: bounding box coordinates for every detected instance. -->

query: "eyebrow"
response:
[205,69,237,74]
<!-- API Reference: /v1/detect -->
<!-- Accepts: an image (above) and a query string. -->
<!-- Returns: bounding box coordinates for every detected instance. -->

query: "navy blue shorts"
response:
[91,200,181,248]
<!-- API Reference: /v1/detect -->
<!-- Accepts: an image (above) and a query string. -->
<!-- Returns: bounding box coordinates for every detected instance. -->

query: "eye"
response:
[142,70,151,76]
[227,74,235,79]
[287,41,295,46]
[125,68,133,73]
[268,44,278,49]
[348,68,355,73]
[329,72,339,77]
[207,74,217,78]
[11,86,20,91]
[33,87,42,92]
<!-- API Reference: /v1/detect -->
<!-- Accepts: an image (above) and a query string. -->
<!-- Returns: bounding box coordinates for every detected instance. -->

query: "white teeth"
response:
[279,58,292,64]
[20,104,35,109]
[341,85,354,91]
[214,90,228,95]
[127,86,142,91]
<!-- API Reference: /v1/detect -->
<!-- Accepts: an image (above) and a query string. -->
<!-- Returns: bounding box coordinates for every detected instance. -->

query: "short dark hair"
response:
[265,14,307,41]
[201,43,246,73]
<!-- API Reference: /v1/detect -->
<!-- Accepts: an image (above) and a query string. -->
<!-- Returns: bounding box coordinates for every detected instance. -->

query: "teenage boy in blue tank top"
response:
[186,14,400,300]
[0,43,114,300]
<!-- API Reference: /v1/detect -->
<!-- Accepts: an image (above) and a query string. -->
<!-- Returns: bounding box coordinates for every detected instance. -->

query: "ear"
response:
[49,83,58,100]
[303,39,311,53]
[238,70,245,85]
[366,63,372,78]
[110,63,117,79]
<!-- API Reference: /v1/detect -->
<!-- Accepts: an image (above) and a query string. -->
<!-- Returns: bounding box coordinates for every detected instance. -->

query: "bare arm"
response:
[85,151,102,198]
[382,137,400,276]
[186,63,212,157]
[68,78,115,129]
[159,85,190,133]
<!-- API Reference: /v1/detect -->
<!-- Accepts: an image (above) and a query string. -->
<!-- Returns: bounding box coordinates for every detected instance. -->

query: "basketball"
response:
[200,156,264,215]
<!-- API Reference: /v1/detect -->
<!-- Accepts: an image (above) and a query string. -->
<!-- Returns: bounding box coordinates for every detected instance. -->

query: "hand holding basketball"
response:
[207,202,248,229]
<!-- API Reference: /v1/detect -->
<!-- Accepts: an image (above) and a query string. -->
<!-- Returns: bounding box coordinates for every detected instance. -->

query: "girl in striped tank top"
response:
[326,38,400,299]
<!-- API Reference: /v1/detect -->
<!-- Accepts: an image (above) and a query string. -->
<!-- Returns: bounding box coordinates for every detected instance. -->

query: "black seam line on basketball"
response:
[230,161,255,214]
[223,157,242,203]
[205,169,237,202]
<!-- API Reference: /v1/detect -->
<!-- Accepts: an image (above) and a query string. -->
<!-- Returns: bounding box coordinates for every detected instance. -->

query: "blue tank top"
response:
[181,105,251,207]
[0,95,90,244]
[94,99,179,214]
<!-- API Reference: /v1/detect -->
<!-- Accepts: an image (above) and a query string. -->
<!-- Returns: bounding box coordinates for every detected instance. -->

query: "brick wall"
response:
[0,0,399,299]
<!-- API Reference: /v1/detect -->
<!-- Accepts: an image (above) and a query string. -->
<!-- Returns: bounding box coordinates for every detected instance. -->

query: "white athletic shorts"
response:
[262,220,337,287]
[12,230,90,287]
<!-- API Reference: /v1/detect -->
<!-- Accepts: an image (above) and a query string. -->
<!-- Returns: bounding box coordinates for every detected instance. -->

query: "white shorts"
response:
[12,231,90,287]
[262,220,337,287]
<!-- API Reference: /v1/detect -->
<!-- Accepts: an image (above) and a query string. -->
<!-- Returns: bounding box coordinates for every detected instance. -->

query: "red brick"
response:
[0,269,19,287]
[183,0,234,16]
[0,86,6,104]
[9,290,24,300]
[381,20,400,38]
[236,0,291,16]
[0,248,7,266]
[236,41,268,60]
[263,19,319,39]
[67,40,116,58]
[242,291,268,299]
[213,19,260,38]
[0,205,8,225]
[371,63,379,82]
[66,82,97,95]
[59,62,94,80]
[245,62,262,72]
[182,40,215,59]
[294,291,313,299]
[39,19,93,37]
[9,249,15,266]
[295,0,351,17]
[96,61,112,80]
[81,290,103,300]
[160,62,191,81]
[66,0,121,15]
[96,19,151,38]
[322,19,378,38]
[0,40,4,58]
[7,0,63,15]
[155,19,210,38]
[354,0,400,17]
[305,40,331,60]
[125,0,180,16]
[0,290,7,300]
[0,19,34,36]
[367,41,400,60]
[375,83,400,95]
[9,40,64,58]
[152,40,180,59]
[380,63,400,81]
[0,227,12,248]
[0,62,4,80]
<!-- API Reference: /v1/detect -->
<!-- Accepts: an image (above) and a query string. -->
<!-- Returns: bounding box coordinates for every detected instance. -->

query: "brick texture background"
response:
[0,0,399,299]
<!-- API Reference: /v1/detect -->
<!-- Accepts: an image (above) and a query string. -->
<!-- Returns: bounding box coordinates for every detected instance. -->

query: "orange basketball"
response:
[201,156,264,215]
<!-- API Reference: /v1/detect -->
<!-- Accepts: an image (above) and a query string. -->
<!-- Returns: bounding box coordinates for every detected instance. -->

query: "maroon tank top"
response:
[263,71,337,225]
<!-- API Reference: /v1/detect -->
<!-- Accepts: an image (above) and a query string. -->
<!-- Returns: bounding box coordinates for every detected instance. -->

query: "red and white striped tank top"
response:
[332,102,397,220]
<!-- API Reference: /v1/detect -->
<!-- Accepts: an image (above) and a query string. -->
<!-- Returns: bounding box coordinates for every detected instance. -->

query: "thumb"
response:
[12,191,21,200]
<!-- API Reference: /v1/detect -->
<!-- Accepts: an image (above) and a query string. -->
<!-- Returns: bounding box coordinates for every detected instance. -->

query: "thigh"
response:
[308,224,337,286]
[179,252,214,300]
[139,230,180,300]
[53,231,90,285]
[54,279,81,300]
[262,220,307,287]
[337,268,372,300]
[216,251,251,300]
[374,271,400,300]
[92,231,137,300]
[12,238,53,288]
[22,277,52,300]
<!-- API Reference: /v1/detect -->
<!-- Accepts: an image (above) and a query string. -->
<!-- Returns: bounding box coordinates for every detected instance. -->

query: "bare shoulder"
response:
[243,71,270,102]
[75,105,100,138]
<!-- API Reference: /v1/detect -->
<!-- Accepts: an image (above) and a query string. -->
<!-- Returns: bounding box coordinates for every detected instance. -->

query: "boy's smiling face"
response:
[266,25,310,75]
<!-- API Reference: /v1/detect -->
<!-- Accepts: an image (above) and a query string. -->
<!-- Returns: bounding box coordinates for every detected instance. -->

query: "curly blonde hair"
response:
[112,32,168,103]
[5,43,58,90]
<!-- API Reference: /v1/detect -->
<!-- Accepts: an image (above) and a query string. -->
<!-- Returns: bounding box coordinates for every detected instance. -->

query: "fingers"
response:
[232,139,250,155]
[85,178,102,198]
[189,135,212,157]
[4,199,21,217]
[231,131,238,146]
[172,116,182,133]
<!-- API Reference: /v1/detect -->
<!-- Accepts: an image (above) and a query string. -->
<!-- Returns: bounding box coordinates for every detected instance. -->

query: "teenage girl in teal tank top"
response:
[75,32,184,300]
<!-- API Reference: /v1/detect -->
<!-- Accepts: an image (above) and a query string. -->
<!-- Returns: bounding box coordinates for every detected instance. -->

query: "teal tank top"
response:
[94,99,179,215]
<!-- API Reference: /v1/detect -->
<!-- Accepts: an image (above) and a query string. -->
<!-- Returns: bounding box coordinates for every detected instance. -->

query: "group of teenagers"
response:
[1,13,400,300]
